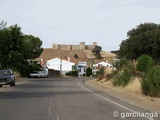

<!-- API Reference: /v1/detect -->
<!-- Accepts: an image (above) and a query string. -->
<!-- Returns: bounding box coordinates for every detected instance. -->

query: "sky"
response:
[0,0,160,51]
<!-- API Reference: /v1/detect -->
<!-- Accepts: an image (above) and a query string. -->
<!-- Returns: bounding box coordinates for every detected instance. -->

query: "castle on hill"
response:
[52,42,97,50]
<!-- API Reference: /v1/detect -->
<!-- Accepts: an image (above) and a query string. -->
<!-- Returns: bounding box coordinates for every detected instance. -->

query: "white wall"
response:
[47,58,75,73]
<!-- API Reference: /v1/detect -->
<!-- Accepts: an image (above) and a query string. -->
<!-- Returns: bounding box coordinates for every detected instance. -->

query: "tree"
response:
[111,50,119,56]
[136,55,154,74]
[92,45,102,59]
[73,54,78,59]
[0,25,24,69]
[119,23,160,61]
[0,21,7,30]
[22,35,43,60]
[141,66,160,97]
[0,23,43,77]
[18,35,43,77]
[86,67,92,76]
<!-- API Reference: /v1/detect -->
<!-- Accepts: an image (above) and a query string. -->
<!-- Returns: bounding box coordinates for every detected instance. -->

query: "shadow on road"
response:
[0,77,100,100]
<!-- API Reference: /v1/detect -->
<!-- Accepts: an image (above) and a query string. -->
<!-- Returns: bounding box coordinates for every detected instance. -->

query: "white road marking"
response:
[50,91,60,120]
[78,80,152,120]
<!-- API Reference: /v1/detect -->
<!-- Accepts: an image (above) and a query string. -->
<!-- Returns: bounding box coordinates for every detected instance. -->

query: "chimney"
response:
[68,57,70,62]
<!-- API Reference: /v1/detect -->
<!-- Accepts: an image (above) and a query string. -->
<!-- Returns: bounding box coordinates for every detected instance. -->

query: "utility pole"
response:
[90,46,92,68]
[60,53,62,75]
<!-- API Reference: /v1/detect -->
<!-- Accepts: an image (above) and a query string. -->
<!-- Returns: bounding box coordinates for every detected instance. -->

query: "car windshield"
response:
[0,70,11,76]
[32,71,39,74]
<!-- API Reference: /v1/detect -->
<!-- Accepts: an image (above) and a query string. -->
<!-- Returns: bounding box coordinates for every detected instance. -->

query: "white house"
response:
[93,61,113,68]
[46,58,75,75]
[92,61,113,75]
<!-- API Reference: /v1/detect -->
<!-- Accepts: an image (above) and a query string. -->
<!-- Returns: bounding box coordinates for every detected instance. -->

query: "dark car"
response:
[0,69,15,87]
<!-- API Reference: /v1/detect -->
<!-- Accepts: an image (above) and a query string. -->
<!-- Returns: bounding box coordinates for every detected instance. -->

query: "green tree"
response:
[119,23,160,61]
[136,55,154,74]
[112,58,129,71]
[141,66,160,97]
[0,23,43,77]
[92,45,102,59]
[0,21,7,30]
[22,35,43,60]
[0,25,24,69]
[86,67,92,76]
[73,54,78,59]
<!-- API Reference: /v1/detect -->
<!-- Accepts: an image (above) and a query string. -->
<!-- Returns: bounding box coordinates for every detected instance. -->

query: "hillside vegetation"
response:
[96,22,160,97]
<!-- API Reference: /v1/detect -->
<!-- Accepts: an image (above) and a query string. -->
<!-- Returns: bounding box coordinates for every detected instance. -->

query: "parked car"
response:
[29,70,48,78]
[38,71,48,78]
[29,71,41,78]
[0,69,15,87]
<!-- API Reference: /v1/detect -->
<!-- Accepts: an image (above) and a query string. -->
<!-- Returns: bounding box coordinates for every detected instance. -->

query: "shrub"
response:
[19,64,31,77]
[65,71,78,77]
[112,65,133,87]
[72,71,78,77]
[113,58,129,71]
[141,66,160,97]
[65,71,72,76]
[136,55,154,74]
[106,73,114,80]
[96,67,105,81]
[86,67,92,77]
[20,63,40,77]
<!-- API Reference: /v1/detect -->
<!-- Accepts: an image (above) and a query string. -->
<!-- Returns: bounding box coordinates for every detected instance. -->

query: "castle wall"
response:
[52,42,97,50]
[79,42,85,50]
[53,44,71,50]
[71,45,80,50]
[58,44,71,50]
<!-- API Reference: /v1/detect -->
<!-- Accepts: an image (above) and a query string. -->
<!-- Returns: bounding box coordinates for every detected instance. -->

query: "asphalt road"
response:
[0,77,159,120]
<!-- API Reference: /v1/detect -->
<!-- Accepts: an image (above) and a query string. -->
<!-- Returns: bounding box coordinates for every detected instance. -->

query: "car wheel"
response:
[10,83,13,86]
[13,82,15,86]
[0,85,2,88]
[10,81,15,86]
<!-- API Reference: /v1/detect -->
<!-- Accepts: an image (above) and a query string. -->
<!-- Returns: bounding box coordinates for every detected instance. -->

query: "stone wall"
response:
[52,42,97,50]
[71,45,80,50]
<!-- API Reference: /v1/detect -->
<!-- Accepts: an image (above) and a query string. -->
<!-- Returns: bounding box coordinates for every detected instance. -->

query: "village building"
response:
[37,42,116,76]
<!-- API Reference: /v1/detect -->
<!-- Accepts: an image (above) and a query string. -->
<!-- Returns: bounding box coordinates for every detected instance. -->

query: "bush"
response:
[113,58,129,71]
[112,65,133,87]
[65,71,78,77]
[136,55,154,74]
[141,66,160,97]
[72,71,78,77]
[96,68,105,81]
[106,73,114,80]
[65,71,72,76]
[19,64,31,77]
[86,67,92,76]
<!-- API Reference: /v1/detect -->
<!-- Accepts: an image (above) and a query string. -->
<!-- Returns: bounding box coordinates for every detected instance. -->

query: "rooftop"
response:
[37,48,116,64]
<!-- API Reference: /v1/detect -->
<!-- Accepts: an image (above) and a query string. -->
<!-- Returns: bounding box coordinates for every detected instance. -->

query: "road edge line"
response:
[78,80,152,120]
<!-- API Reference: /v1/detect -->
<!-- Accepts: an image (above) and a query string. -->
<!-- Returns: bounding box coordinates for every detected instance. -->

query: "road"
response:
[0,77,159,120]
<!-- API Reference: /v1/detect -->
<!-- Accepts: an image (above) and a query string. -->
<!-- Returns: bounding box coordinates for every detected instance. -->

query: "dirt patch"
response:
[85,78,160,114]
